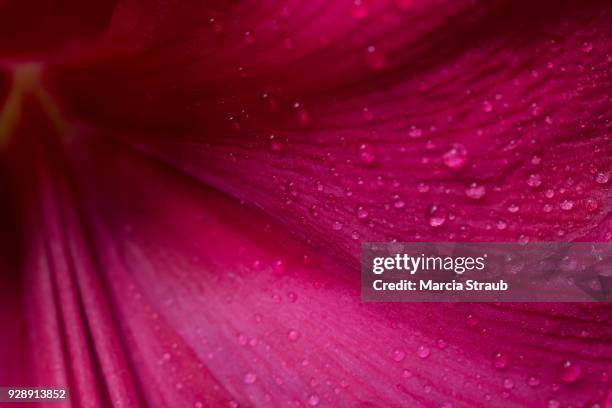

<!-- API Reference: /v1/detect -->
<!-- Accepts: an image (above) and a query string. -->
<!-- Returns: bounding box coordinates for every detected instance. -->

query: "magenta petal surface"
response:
[0,0,610,407]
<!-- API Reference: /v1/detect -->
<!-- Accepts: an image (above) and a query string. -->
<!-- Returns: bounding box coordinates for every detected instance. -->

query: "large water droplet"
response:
[442,144,468,170]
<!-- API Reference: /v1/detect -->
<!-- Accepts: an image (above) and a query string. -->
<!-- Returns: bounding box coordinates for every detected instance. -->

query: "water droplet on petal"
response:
[351,0,370,19]
[594,172,609,184]
[582,42,593,53]
[307,394,321,406]
[585,198,599,212]
[408,126,423,138]
[558,360,581,383]
[442,144,468,170]
[243,31,255,44]
[365,45,386,70]
[482,101,493,113]
[269,134,284,152]
[288,292,298,302]
[288,330,300,342]
[392,348,406,362]
[507,203,520,213]
[393,197,405,209]
[527,376,541,387]
[417,345,430,359]
[465,183,486,200]
[548,399,560,408]
[359,143,376,163]
[560,200,574,211]
[493,351,509,369]
[356,205,369,220]
[332,221,343,231]
[465,313,480,327]
[427,204,447,228]
[503,378,514,390]
[527,174,543,188]
[244,372,257,384]
[273,259,287,274]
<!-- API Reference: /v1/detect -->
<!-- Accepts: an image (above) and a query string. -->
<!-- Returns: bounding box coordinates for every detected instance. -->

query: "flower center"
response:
[0,63,68,148]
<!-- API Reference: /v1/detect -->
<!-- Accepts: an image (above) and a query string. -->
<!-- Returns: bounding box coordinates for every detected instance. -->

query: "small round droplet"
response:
[351,0,370,19]
[269,134,284,152]
[392,348,406,362]
[442,144,468,170]
[288,330,300,342]
[307,394,320,406]
[482,101,493,113]
[365,45,386,70]
[393,198,405,209]
[527,174,543,188]
[332,221,343,231]
[507,203,520,213]
[503,378,514,390]
[558,360,581,383]
[417,345,430,359]
[594,172,609,184]
[560,200,574,211]
[527,375,541,387]
[582,42,593,53]
[359,143,376,163]
[585,198,599,212]
[356,205,369,220]
[243,31,255,45]
[408,126,422,138]
[465,183,486,200]
[465,313,480,327]
[493,351,509,369]
[288,292,298,302]
[548,399,560,408]
[244,372,257,384]
[427,204,447,228]
[273,259,287,274]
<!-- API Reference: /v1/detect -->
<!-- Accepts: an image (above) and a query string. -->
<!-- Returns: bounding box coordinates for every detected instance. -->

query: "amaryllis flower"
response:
[0,0,610,407]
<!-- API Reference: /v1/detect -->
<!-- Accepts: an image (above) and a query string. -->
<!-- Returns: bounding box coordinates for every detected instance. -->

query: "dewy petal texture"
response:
[51,0,611,264]
[67,140,612,407]
[0,0,610,407]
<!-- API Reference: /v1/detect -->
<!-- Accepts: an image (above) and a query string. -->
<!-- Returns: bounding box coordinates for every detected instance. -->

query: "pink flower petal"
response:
[40,139,608,407]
